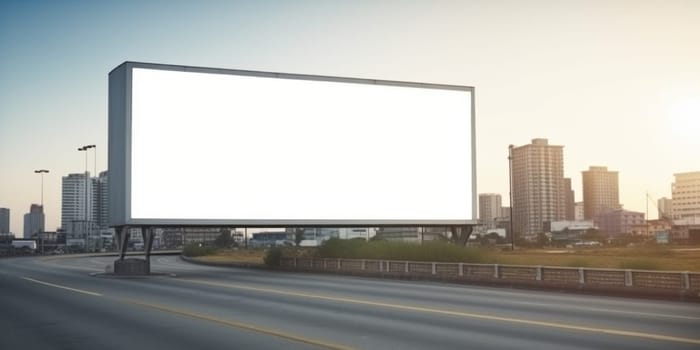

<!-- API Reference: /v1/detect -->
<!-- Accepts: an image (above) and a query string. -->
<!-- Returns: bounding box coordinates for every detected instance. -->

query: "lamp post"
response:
[33,169,49,207]
[33,169,49,254]
[508,144,515,251]
[79,145,95,252]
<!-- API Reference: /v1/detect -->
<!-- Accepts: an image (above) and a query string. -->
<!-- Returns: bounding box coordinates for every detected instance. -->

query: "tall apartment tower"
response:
[582,166,620,220]
[478,193,502,221]
[510,139,566,240]
[672,171,700,219]
[61,173,93,234]
[93,171,109,229]
[564,178,575,220]
[0,208,10,233]
[23,204,45,238]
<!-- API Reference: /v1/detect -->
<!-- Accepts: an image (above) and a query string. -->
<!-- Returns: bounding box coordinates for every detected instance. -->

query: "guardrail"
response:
[280,257,700,299]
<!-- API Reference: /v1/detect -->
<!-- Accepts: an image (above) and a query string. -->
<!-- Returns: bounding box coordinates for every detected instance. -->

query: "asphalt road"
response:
[1,254,699,350]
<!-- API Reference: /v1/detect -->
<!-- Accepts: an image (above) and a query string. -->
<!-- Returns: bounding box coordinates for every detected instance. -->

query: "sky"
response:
[1,0,699,234]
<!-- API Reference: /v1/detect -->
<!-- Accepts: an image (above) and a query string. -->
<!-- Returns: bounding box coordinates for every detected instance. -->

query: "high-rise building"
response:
[582,166,620,220]
[657,197,673,220]
[672,171,700,219]
[23,204,45,238]
[511,138,566,240]
[574,202,585,221]
[564,178,575,220]
[61,173,93,236]
[0,208,10,233]
[93,171,110,229]
[478,193,502,221]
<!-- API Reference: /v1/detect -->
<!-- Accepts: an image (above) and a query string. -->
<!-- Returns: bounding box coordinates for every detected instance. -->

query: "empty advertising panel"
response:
[108,62,475,227]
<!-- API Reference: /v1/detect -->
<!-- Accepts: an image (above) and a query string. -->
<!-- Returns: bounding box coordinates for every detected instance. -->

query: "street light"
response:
[79,145,95,252]
[33,169,49,254]
[508,145,515,251]
[33,169,49,207]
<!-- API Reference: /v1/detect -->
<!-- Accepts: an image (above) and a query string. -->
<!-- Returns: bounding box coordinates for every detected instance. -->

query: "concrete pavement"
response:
[1,255,698,349]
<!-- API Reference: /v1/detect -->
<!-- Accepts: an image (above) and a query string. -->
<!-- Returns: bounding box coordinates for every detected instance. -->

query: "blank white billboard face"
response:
[124,65,473,224]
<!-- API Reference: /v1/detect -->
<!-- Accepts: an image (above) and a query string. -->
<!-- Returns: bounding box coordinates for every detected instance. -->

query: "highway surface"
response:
[1,254,699,349]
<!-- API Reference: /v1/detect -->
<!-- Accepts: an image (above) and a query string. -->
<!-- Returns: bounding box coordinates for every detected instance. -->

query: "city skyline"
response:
[2,1,699,233]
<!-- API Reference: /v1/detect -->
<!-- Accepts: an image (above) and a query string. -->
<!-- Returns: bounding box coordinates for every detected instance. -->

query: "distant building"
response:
[479,193,502,222]
[511,138,566,240]
[374,227,449,242]
[549,220,596,244]
[23,204,45,238]
[582,166,620,220]
[0,208,9,234]
[670,217,700,243]
[595,209,644,236]
[628,219,672,237]
[574,202,585,221]
[672,171,700,219]
[657,197,673,220]
[94,171,110,229]
[338,228,373,240]
[564,178,575,220]
[61,173,93,235]
[501,206,511,219]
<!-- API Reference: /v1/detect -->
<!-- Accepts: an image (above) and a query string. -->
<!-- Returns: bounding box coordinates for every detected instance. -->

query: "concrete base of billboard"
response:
[114,258,150,275]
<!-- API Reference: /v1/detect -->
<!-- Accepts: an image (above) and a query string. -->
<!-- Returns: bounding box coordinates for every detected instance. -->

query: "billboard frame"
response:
[109,61,477,228]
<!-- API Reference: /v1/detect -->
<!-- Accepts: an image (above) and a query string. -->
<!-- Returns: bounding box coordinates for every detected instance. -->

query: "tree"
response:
[449,226,473,246]
[294,228,305,246]
[214,229,234,248]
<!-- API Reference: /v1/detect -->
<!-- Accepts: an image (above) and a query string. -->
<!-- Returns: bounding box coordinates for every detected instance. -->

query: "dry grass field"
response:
[488,246,700,271]
[190,245,700,272]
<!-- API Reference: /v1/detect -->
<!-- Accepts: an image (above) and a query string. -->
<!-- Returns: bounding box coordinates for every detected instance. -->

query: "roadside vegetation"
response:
[185,237,700,271]
[315,239,487,263]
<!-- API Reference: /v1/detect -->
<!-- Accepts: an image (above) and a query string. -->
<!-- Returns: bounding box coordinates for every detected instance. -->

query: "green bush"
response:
[315,238,486,263]
[182,243,216,257]
[264,247,283,267]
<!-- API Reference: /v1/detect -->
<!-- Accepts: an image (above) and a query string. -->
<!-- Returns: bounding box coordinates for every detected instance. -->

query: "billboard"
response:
[109,62,475,227]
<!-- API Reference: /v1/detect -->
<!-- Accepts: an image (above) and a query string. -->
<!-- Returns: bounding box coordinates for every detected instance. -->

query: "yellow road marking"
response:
[179,278,700,346]
[21,277,102,297]
[124,299,353,350]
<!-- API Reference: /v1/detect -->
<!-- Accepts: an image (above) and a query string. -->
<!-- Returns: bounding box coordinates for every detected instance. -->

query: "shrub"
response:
[183,243,216,257]
[264,247,283,267]
[315,238,486,263]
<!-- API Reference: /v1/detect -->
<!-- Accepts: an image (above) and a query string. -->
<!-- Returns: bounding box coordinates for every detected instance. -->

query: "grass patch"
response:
[315,238,487,263]
[564,257,592,268]
[618,259,661,270]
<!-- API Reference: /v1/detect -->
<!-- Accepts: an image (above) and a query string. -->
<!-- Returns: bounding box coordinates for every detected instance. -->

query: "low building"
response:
[549,220,596,244]
[595,209,645,236]
[628,219,673,237]
[374,227,449,242]
[671,217,700,243]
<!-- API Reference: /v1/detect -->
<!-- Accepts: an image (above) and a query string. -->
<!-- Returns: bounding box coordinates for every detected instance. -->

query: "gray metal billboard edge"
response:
[109,62,476,227]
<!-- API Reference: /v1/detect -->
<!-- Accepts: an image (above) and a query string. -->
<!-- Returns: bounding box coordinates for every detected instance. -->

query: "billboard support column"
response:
[117,226,129,260]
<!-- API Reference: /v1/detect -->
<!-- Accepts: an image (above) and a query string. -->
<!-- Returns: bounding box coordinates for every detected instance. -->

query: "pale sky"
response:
[1,0,698,234]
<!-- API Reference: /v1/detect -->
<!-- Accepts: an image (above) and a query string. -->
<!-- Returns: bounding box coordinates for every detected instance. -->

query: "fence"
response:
[280,257,700,298]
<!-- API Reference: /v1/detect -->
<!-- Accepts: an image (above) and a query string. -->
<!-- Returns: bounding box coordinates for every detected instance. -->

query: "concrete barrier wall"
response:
[280,257,700,299]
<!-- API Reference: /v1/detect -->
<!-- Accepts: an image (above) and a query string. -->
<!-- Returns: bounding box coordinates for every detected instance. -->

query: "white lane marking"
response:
[504,300,700,321]
[21,277,102,296]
